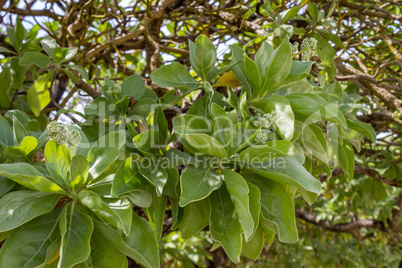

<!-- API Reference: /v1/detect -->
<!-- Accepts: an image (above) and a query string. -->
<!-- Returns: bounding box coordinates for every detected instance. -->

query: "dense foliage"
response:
[0,0,401,267]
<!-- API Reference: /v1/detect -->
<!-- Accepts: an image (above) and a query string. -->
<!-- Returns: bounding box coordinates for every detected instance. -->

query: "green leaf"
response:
[172,114,212,135]
[280,6,301,23]
[0,116,13,148]
[189,35,216,81]
[94,213,160,268]
[123,189,153,208]
[179,198,210,239]
[77,190,131,235]
[144,192,166,241]
[127,97,157,121]
[52,47,77,64]
[261,38,292,92]
[0,190,62,232]
[102,197,133,237]
[19,52,53,68]
[241,224,264,260]
[64,65,89,81]
[0,69,12,108]
[0,209,61,268]
[247,181,261,235]
[10,57,29,89]
[138,162,168,197]
[87,130,125,179]
[296,120,328,163]
[178,134,227,158]
[3,136,38,162]
[286,93,347,127]
[255,42,274,82]
[179,166,222,207]
[12,115,26,145]
[222,170,254,240]
[238,141,297,163]
[307,2,318,22]
[163,165,179,198]
[244,56,261,96]
[209,186,242,263]
[249,156,321,205]
[112,157,148,197]
[150,62,201,90]
[346,118,376,143]
[121,74,145,100]
[0,177,15,196]
[283,60,314,84]
[27,74,51,117]
[0,163,64,193]
[88,228,128,268]
[59,204,93,268]
[41,39,58,58]
[69,154,89,190]
[230,45,252,95]
[245,174,298,243]
[45,139,70,187]
[315,34,335,67]
[0,46,16,54]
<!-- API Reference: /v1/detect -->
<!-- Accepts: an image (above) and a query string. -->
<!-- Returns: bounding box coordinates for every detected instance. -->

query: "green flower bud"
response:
[290,42,299,54]
[255,132,268,144]
[113,84,121,94]
[67,130,81,146]
[253,113,274,129]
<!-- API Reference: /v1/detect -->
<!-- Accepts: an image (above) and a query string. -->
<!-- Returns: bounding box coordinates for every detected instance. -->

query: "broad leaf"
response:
[144,192,166,241]
[121,74,145,100]
[94,214,160,268]
[0,209,61,268]
[77,190,131,235]
[241,224,264,260]
[179,198,210,239]
[112,157,148,197]
[249,156,321,205]
[245,174,298,243]
[222,170,254,240]
[3,136,37,162]
[27,74,51,117]
[150,62,201,90]
[87,130,125,178]
[59,204,93,268]
[189,35,216,81]
[69,154,89,190]
[0,163,64,193]
[19,52,52,68]
[45,139,70,187]
[238,141,297,163]
[179,166,222,207]
[209,186,242,263]
[0,191,62,232]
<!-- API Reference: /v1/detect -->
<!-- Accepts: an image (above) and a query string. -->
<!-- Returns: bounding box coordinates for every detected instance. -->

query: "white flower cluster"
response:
[301,37,318,61]
[106,84,121,96]
[290,42,299,54]
[255,132,268,144]
[47,121,81,146]
[253,113,274,129]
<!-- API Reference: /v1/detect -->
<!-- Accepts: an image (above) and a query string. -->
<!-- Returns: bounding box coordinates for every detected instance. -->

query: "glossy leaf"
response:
[121,74,145,100]
[189,35,216,81]
[0,190,62,232]
[0,209,61,268]
[222,170,254,240]
[59,204,93,268]
[0,163,64,193]
[245,174,298,243]
[112,157,148,197]
[209,186,242,263]
[69,154,89,190]
[150,62,201,90]
[77,190,131,235]
[94,213,160,268]
[87,130,125,179]
[179,166,222,207]
[19,52,53,68]
[179,198,210,239]
[238,141,297,163]
[27,74,51,117]
[45,139,70,187]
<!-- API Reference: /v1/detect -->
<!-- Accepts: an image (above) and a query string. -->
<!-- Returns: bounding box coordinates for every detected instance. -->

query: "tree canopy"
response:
[0,0,401,267]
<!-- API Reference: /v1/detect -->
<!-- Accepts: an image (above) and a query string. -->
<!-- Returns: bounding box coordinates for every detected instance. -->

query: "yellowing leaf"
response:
[213,71,241,88]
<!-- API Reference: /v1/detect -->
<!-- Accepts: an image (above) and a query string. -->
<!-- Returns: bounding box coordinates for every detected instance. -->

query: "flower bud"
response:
[255,132,268,144]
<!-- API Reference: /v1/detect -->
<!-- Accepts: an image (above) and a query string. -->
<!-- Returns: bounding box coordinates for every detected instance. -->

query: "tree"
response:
[0,0,401,267]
